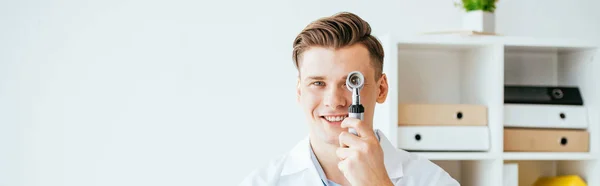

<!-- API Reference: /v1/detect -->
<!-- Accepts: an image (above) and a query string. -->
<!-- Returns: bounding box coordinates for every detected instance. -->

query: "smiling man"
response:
[240,12,460,186]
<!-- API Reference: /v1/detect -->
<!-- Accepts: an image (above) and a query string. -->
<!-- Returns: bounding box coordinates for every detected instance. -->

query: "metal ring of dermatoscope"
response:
[346,71,364,91]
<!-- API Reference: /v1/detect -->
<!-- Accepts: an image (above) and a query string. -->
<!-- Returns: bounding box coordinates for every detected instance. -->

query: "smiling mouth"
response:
[321,114,349,122]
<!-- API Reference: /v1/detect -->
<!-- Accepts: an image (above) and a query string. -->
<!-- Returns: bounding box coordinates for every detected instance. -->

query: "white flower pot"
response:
[462,10,495,33]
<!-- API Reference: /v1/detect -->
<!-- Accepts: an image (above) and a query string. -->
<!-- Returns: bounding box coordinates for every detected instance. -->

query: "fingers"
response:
[336,147,356,160]
[341,117,374,138]
[338,131,365,149]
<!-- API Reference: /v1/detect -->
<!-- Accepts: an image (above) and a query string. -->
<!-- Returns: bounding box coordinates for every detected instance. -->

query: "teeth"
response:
[324,115,347,122]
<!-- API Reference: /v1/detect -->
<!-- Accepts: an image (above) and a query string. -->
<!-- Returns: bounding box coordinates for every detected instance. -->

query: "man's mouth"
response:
[321,114,349,122]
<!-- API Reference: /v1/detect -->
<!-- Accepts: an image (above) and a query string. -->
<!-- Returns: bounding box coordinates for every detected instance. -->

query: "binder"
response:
[504,85,583,105]
[397,126,490,151]
[503,163,519,186]
[504,128,589,152]
[398,104,487,126]
[504,104,588,129]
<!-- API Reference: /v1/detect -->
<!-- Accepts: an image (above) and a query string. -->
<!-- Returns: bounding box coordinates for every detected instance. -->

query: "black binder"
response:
[504,85,584,105]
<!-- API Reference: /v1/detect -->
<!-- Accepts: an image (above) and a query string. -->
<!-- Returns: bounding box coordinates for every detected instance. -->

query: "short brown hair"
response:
[292,12,384,79]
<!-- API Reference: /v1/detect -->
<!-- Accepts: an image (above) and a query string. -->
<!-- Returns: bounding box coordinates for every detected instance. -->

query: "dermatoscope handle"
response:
[348,112,363,135]
[347,100,364,136]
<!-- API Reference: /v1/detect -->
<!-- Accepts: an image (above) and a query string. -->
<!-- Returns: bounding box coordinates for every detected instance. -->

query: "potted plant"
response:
[455,0,497,33]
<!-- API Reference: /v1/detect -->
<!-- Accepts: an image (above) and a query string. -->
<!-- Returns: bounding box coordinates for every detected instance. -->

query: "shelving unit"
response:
[414,152,497,160]
[373,34,600,186]
[503,152,596,160]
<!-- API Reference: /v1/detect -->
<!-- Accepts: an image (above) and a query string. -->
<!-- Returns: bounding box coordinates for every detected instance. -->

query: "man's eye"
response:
[312,81,325,86]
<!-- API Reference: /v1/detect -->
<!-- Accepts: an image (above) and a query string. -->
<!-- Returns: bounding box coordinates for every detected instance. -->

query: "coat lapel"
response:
[377,129,406,180]
[279,137,324,186]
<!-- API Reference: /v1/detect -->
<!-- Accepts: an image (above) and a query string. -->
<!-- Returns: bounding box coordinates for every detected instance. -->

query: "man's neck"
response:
[310,135,350,185]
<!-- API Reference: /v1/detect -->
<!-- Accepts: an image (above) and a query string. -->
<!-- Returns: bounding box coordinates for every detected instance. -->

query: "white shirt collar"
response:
[280,129,405,180]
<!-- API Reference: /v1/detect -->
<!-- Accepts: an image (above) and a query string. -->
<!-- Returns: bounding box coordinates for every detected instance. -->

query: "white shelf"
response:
[396,35,598,49]
[503,152,597,160]
[414,152,497,160]
[375,33,600,186]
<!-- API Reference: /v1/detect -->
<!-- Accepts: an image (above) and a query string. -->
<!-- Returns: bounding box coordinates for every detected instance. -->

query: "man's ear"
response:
[376,73,388,103]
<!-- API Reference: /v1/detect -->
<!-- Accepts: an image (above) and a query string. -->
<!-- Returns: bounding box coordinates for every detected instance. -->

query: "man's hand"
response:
[336,117,393,186]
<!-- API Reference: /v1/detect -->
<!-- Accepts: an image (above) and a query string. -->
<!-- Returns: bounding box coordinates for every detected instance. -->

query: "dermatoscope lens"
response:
[350,75,362,86]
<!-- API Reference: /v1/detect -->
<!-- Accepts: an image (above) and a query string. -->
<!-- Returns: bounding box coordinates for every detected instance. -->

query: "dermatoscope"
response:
[346,71,365,136]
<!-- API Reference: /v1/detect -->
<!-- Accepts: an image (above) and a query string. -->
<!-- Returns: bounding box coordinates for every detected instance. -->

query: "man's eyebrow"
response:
[305,76,325,81]
[304,75,369,83]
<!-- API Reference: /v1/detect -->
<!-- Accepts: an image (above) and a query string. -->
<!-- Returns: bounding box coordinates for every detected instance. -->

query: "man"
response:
[240,12,460,186]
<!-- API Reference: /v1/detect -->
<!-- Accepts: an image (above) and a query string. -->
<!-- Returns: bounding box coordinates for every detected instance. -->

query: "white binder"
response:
[504,104,588,129]
[503,163,518,186]
[397,126,490,151]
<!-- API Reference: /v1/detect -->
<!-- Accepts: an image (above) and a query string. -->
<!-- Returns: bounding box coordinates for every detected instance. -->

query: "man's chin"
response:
[321,130,343,145]
[309,122,345,145]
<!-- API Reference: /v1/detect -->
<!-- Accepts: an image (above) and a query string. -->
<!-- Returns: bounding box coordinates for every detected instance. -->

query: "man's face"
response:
[296,44,388,145]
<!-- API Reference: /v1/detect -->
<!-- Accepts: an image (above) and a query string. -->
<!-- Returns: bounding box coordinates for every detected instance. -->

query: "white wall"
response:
[1,0,598,185]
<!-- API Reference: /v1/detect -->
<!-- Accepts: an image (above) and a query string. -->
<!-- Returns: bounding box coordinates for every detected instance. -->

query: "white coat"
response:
[239,129,461,186]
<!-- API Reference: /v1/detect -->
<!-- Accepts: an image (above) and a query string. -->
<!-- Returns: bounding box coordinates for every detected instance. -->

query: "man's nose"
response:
[323,86,348,109]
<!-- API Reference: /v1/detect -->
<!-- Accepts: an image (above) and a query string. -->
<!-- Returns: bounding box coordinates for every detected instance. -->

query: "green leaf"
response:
[458,0,496,13]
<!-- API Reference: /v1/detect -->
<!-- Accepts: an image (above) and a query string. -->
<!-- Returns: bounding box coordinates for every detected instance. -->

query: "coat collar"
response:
[280,136,313,176]
[280,129,405,180]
